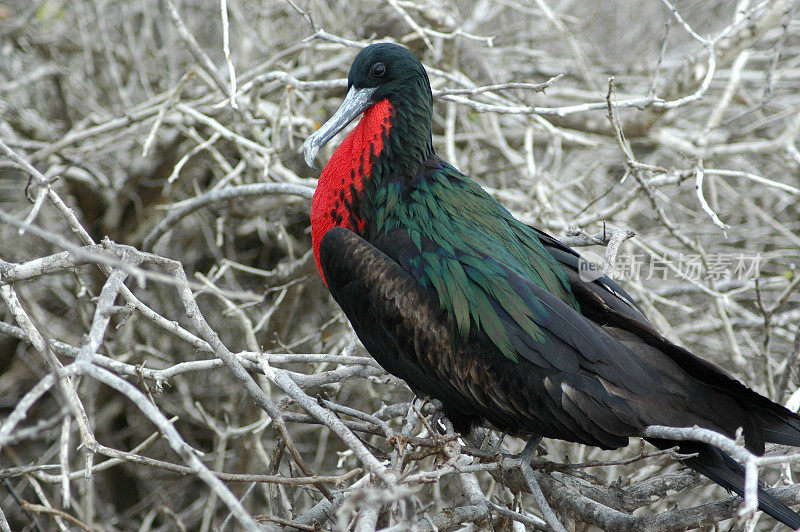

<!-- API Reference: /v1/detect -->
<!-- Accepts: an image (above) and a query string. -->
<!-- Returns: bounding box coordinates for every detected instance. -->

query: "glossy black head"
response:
[303,43,434,170]
[347,43,432,104]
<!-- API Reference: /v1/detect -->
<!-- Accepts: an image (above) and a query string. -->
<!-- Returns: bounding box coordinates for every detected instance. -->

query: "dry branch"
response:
[1,0,799,530]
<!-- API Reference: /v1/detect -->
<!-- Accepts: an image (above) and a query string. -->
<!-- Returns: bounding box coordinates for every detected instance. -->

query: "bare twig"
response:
[2,1,799,529]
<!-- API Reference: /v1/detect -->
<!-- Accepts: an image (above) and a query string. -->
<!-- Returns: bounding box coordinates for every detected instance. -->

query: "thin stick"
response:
[220,0,238,109]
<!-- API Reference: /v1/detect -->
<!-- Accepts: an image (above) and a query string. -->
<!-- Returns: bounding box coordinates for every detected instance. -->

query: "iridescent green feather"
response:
[374,162,576,362]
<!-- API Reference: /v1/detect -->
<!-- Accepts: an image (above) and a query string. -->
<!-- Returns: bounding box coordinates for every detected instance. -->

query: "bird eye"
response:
[369,62,386,78]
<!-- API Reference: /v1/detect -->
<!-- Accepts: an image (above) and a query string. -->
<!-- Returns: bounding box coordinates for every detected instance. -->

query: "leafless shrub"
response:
[1,0,799,530]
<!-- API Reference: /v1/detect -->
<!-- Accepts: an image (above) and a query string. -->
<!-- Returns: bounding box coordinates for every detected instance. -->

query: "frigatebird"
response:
[303,42,800,527]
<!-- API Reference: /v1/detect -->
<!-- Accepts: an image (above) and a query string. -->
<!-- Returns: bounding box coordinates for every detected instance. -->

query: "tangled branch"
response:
[1,0,799,530]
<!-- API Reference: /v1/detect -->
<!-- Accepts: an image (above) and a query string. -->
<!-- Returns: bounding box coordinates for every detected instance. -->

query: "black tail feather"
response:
[759,410,800,448]
[649,440,800,529]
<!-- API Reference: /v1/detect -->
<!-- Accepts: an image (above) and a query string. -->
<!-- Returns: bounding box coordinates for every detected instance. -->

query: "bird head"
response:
[303,43,432,170]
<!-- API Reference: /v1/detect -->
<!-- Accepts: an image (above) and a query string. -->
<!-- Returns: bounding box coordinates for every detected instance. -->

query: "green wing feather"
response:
[374,161,579,362]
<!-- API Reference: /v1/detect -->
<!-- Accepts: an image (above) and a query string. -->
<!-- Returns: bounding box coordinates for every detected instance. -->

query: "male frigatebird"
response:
[303,43,800,527]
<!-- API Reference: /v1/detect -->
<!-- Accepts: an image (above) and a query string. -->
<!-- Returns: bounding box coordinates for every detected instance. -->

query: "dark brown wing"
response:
[319,227,757,448]
[320,226,800,527]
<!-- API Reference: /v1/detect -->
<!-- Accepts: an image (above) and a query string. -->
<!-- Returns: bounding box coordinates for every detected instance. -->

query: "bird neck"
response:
[378,90,435,179]
[311,93,434,283]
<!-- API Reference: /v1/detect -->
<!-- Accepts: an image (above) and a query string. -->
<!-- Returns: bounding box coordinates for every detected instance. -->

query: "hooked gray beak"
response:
[303,86,377,170]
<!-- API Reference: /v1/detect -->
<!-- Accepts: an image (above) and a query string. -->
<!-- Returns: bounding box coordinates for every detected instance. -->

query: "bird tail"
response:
[756,408,800,447]
[648,439,800,529]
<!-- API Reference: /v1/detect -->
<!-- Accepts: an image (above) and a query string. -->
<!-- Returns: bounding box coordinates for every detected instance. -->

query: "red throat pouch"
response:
[310,99,394,284]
